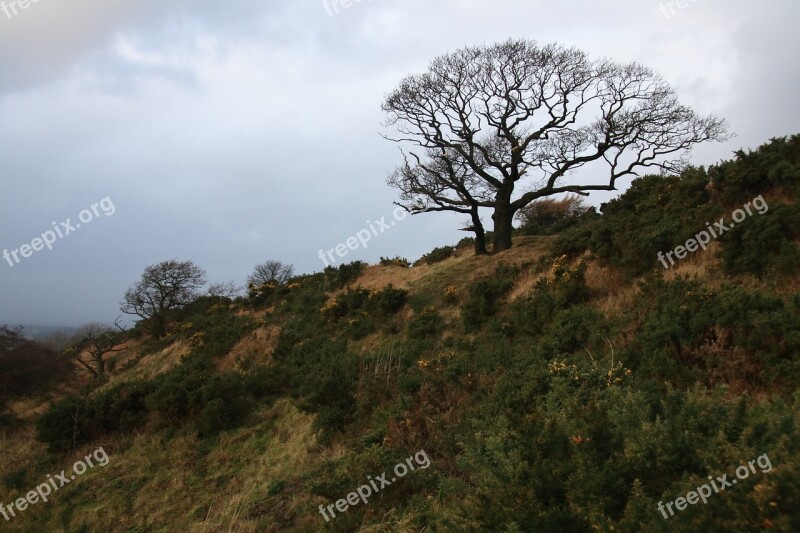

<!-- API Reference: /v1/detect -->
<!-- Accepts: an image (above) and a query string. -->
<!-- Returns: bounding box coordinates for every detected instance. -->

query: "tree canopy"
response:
[120,260,207,338]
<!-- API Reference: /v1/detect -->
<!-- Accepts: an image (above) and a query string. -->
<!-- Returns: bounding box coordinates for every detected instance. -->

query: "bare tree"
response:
[207,281,243,299]
[66,319,127,380]
[120,259,207,338]
[247,260,294,287]
[382,39,731,253]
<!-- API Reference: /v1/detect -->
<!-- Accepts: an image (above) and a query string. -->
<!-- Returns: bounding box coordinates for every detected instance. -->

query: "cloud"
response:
[0,0,797,326]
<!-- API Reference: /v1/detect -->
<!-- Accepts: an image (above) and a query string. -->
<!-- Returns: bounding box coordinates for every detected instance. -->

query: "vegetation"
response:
[416,245,455,265]
[516,194,594,236]
[379,256,411,268]
[120,259,208,338]
[2,136,799,531]
[247,260,295,286]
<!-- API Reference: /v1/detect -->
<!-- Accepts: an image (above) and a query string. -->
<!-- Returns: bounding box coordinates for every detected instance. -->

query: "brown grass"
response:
[104,339,191,388]
[217,325,281,372]
[584,260,626,299]
[508,269,544,301]
[351,236,554,300]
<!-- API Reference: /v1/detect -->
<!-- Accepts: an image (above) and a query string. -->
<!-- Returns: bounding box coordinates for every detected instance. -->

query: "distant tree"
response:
[41,329,78,353]
[65,319,127,380]
[515,194,593,235]
[383,38,730,253]
[120,260,207,338]
[207,281,243,299]
[247,260,294,287]
[0,326,71,403]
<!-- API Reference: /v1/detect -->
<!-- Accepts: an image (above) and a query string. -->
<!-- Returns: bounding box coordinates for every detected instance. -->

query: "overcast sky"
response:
[0,0,798,328]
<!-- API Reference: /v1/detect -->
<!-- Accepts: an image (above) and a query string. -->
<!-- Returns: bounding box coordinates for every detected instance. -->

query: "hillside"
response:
[1,136,800,532]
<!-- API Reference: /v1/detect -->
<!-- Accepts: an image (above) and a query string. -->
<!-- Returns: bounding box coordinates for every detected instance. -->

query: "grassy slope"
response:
[3,137,800,531]
[0,236,559,532]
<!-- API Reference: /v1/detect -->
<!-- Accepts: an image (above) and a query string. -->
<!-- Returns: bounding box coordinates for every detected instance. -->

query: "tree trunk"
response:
[492,188,515,253]
[150,315,166,339]
[471,208,489,256]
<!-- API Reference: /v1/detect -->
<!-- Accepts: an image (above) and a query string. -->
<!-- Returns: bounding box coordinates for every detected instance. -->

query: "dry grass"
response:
[217,325,281,372]
[104,339,191,388]
[584,260,626,299]
[354,261,446,292]
[409,236,553,297]
[0,425,47,479]
[593,282,643,319]
[507,269,544,301]
[351,236,553,300]
[662,241,723,283]
[195,399,328,532]
[6,397,52,421]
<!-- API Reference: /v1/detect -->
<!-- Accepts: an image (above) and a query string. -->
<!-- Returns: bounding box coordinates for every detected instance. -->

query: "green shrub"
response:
[408,307,443,339]
[380,256,411,268]
[620,278,800,390]
[2,468,28,491]
[372,285,408,314]
[324,261,367,290]
[709,134,800,204]
[36,383,150,453]
[417,245,455,265]
[462,266,520,330]
[198,396,255,437]
[551,137,800,278]
[719,202,800,276]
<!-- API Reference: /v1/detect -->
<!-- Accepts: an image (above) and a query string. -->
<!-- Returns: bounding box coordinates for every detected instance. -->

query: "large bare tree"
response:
[382,39,731,253]
[120,260,207,338]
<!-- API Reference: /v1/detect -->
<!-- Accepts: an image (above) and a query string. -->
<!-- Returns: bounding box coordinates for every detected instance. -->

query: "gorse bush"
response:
[417,245,455,265]
[718,202,800,275]
[708,135,800,204]
[321,286,408,324]
[323,260,367,290]
[380,256,411,268]
[553,136,800,278]
[371,285,408,314]
[462,265,520,330]
[408,306,443,339]
[621,277,800,390]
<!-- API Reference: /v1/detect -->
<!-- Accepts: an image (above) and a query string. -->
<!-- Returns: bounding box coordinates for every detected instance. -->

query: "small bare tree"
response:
[120,259,207,338]
[383,39,731,253]
[247,260,294,287]
[207,281,243,299]
[66,319,127,380]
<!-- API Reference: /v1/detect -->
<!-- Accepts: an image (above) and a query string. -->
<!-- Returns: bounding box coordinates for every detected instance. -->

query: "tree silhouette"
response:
[383,39,730,253]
